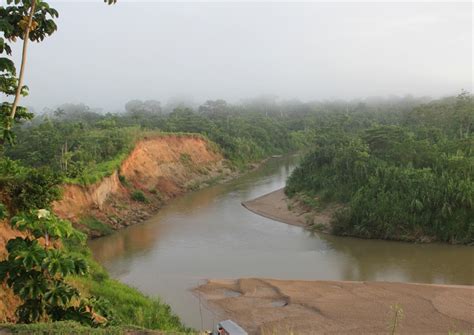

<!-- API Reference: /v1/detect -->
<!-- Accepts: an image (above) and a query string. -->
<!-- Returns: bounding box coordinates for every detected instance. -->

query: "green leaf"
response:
[0,203,8,219]
[43,249,75,276]
[44,281,78,306]
[0,57,16,75]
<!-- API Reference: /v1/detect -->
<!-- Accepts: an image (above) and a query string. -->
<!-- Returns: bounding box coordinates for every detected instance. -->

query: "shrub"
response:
[118,174,128,186]
[0,210,100,325]
[9,168,62,211]
[79,216,113,236]
[131,190,147,203]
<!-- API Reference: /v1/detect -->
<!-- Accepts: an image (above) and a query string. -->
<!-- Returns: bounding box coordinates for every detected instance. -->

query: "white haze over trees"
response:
[10,1,473,112]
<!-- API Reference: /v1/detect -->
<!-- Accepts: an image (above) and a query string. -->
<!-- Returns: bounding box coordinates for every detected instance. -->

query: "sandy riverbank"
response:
[195,278,474,335]
[223,190,474,334]
[242,188,336,232]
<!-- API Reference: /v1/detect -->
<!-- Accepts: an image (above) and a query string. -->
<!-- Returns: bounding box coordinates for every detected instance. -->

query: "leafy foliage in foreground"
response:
[286,92,473,244]
[0,0,188,331]
[0,209,104,324]
[0,159,187,330]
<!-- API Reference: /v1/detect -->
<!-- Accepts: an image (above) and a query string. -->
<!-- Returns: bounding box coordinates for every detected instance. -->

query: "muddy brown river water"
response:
[89,155,474,330]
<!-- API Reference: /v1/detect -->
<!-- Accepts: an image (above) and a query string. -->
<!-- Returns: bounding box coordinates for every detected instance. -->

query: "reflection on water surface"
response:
[89,156,474,329]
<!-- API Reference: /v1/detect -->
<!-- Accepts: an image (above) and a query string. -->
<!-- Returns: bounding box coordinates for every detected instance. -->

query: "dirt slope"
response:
[0,220,22,322]
[53,135,229,236]
[0,134,228,320]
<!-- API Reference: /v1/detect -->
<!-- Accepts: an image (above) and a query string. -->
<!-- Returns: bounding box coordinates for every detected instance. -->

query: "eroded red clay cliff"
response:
[53,135,228,236]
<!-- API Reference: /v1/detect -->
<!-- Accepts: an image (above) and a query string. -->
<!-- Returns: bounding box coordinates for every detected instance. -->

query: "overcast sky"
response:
[9,1,473,111]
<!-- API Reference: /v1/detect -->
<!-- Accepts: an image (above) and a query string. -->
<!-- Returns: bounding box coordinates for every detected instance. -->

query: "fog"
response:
[10,1,473,111]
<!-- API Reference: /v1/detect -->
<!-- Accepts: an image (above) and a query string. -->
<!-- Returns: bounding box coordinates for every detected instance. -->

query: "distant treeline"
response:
[286,91,473,244]
[7,95,427,178]
[4,93,473,243]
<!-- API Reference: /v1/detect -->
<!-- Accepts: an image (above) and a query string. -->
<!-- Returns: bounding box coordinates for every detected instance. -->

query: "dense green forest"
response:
[7,92,472,249]
[1,0,469,332]
[286,91,473,244]
[1,90,472,332]
[5,100,304,184]
[5,95,427,182]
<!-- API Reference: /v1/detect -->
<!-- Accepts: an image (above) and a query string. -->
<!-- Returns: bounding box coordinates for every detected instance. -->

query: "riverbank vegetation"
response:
[5,107,309,184]
[1,5,471,332]
[5,95,431,181]
[0,0,190,323]
[0,158,187,332]
[286,91,473,244]
[1,91,471,332]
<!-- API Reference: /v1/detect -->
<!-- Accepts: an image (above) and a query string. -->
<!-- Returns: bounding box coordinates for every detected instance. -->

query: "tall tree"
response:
[0,0,59,144]
[0,0,116,145]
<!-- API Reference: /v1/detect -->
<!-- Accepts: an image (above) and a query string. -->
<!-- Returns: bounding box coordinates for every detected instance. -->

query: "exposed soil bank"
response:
[53,135,231,237]
[0,221,22,322]
[0,135,233,321]
[195,278,474,335]
[242,188,337,232]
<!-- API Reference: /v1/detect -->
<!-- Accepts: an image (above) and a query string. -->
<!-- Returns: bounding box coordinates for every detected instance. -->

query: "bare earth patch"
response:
[195,278,474,335]
[236,190,474,334]
[242,188,338,232]
[53,135,231,237]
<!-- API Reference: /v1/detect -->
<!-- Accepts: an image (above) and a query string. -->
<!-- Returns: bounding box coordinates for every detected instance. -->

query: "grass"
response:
[60,129,271,189]
[260,326,296,335]
[63,238,191,334]
[64,131,219,186]
[309,222,327,232]
[118,174,129,187]
[0,321,151,334]
[65,153,129,186]
[79,216,114,235]
[74,277,189,333]
[299,194,320,210]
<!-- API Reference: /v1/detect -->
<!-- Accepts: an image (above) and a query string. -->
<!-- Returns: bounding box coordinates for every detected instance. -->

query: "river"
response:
[88,155,474,330]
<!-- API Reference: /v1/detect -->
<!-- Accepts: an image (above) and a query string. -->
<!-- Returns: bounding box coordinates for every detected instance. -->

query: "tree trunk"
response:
[8,0,37,127]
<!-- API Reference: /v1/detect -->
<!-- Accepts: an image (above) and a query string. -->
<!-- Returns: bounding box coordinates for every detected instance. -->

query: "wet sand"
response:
[242,188,335,232]
[195,278,474,335]
[229,190,474,334]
